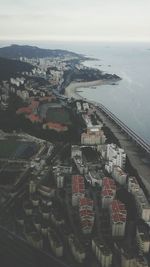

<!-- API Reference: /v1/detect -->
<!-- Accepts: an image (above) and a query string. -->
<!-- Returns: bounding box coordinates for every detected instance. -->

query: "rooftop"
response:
[110,200,127,223]
[72,175,85,194]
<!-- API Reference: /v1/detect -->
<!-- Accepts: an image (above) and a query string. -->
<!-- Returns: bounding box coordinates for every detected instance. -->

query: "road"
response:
[95,106,150,199]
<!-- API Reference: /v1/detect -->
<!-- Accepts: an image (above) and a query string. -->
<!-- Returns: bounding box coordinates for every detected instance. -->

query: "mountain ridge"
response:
[0,44,82,59]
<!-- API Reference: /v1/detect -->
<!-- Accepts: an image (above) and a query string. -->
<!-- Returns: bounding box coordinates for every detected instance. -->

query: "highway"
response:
[95,102,150,154]
[91,101,150,198]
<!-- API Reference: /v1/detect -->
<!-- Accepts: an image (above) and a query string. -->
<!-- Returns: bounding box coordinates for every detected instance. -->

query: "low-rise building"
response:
[68,234,86,263]
[33,215,42,232]
[71,145,82,158]
[51,213,64,226]
[29,180,37,194]
[121,253,148,267]
[120,247,137,267]
[92,238,112,267]
[73,155,88,175]
[56,174,64,188]
[38,185,55,198]
[41,220,49,236]
[26,232,43,249]
[23,201,33,216]
[30,194,40,207]
[53,168,65,188]
[87,170,103,187]
[136,256,149,267]
[48,228,63,257]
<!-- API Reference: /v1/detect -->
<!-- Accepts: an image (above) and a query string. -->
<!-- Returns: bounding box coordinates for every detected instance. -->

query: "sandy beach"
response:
[65,80,108,99]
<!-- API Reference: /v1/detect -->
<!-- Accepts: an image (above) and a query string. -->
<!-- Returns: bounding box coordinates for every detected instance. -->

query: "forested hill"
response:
[0,44,82,59]
[0,57,33,81]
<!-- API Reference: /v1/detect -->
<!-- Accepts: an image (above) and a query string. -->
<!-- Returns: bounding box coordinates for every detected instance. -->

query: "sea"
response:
[1,41,150,144]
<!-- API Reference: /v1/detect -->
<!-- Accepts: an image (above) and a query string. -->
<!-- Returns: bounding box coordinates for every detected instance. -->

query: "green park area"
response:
[46,108,71,125]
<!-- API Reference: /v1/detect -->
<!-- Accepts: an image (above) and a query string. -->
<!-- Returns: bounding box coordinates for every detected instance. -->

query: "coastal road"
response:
[95,106,150,198]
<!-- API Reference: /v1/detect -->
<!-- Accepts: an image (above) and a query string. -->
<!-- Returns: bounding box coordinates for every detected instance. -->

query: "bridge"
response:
[93,102,150,154]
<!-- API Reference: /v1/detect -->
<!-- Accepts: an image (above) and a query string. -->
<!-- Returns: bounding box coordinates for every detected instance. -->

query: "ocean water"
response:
[1,41,150,143]
[78,43,150,144]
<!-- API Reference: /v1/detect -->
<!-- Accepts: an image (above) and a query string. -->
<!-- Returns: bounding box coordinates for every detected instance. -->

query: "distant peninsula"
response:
[0,44,83,59]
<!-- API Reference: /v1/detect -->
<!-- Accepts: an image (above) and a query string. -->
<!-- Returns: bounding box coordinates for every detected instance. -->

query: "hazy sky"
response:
[0,0,150,42]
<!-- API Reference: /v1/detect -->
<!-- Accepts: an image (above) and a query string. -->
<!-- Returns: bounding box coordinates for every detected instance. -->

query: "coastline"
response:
[65,79,109,99]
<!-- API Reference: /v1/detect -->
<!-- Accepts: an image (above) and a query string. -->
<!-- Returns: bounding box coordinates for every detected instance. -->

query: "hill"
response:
[0,57,33,81]
[0,44,82,59]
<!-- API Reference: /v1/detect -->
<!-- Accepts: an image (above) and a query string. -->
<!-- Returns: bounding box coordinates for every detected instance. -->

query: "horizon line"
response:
[0,37,150,44]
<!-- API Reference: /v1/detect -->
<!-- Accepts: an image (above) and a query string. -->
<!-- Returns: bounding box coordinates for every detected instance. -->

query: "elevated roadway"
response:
[93,101,150,199]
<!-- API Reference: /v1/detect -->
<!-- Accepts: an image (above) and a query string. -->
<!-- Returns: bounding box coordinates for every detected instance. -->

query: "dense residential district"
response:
[0,45,150,267]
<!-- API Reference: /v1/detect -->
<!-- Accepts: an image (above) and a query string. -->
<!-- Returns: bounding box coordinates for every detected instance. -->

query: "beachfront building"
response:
[112,166,127,185]
[83,102,89,111]
[81,128,106,146]
[72,175,85,206]
[92,238,112,267]
[101,177,116,209]
[135,189,150,224]
[128,176,140,194]
[128,177,150,223]
[76,101,82,112]
[103,144,126,173]
[110,200,127,237]
[105,144,126,171]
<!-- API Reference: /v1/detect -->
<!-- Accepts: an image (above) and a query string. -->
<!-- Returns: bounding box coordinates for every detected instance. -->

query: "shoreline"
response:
[65,79,110,99]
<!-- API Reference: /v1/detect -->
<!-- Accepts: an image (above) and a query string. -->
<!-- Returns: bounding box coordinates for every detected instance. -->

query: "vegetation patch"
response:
[46,108,72,125]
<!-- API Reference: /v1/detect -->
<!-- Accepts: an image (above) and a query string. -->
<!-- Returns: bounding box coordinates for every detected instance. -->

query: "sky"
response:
[0,0,150,42]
